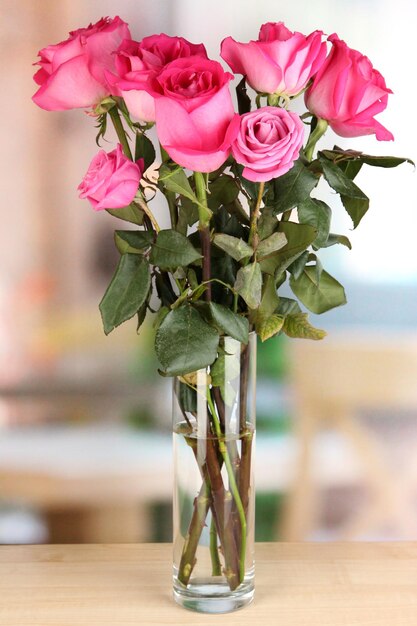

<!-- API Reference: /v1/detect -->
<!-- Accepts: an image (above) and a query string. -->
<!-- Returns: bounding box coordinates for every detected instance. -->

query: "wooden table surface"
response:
[1,542,416,625]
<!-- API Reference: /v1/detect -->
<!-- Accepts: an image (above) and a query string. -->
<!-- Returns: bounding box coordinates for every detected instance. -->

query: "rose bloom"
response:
[146,56,239,172]
[33,16,130,111]
[221,22,326,97]
[113,34,208,122]
[232,107,305,182]
[305,34,394,140]
[78,144,144,211]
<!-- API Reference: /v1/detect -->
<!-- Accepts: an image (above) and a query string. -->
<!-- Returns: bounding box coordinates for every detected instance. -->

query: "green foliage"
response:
[213,234,253,261]
[236,76,251,115]
[207,175,240,210]
[257,314,285,342]
[206,302,249,344]
[319,154,369,228]
[266,159,318,214]
[297,197,331,248]
[290,265,347,314]
[106,203,144,225]
[150,229,201,269]
[234,262,262,309]
[155,306,219,376]
[135,132,156,169]
[176,381,197,413]
[283,312,326,340]
[259,222,317,276]
[322,233,352,250]
[99,254,151,335]
[114,230,154,255]
[90,99,412,377]
[257,232,287,258]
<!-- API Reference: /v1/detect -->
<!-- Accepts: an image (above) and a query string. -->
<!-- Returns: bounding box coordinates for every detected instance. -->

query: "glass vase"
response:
[172,333,256,613]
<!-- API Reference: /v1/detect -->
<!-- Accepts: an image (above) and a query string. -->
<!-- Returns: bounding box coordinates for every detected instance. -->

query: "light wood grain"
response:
[0,543,416,625]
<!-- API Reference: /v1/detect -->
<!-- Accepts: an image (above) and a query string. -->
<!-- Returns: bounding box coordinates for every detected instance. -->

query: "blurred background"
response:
[1,0,416,545]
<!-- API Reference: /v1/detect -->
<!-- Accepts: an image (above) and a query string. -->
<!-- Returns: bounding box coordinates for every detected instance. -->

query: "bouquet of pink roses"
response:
[33,16,411,613]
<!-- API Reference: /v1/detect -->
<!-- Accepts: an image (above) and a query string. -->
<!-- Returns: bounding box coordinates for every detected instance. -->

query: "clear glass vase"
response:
[172,333,256,613]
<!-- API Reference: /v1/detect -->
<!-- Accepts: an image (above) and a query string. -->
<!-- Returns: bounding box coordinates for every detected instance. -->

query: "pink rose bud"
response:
[78,144,144,211]
[305,34,394,141]
[150,57,240,172]
[232,107,305,182]
[221,22,326,97]
[32,16,131,111]
[113,34,208,122]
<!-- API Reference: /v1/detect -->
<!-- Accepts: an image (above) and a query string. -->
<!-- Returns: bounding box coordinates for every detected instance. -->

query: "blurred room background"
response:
[1,0,416,545]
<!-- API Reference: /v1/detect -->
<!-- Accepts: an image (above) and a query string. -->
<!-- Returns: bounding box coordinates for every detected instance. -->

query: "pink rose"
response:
[113,34,208,122]
[33,16,131,111]
[231,107,304,182]
[150,57,240,172]
[78,144,144,211]
[221,22,326,96]
[305,34,394,140]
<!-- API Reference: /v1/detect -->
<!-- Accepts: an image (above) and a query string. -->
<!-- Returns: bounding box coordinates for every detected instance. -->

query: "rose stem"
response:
[249,181,265,249]
[207,388,247,584]
[210,517,222,576]
[240,343,254,515]
[108,106,133,160]
[177,478,211,586]
[176,404,221,581]
[231,344,252,550]
[194,171,212,302]
[304,117,328,162]
[179,432,240,589]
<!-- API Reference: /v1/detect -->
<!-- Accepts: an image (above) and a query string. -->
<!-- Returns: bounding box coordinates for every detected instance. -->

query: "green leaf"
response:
[339,159,363,180]
[257,315,285,342]
[176,381,197,413]
[210,348,241,405]
[259,222,317,276]
[340,195,369,229]
[258,211,278,240]
[158,164,198,204]
[358,155,415,168]
[267,159,318,214]
[114,230,154,255]
[150,229,201,269]
[231,163,258,199]
[207,175,239,210]
[319,155,369,228]
[213,233,253,261]
[106,203,144,225]
[234,262,262,309]
[155,272,176,307]
[283,312,327,340]
[208,302,249,344]
[321,148,414,169]
[297,197,331,248]
[257,232,287,258]
[276,297,301,316]
[180,197,199,227]
[155,306,219,376]
[135,132,156,169]
[256,274,279,322]
[287,250,309,280]
[321,233,352,250]
[236,76,251,115]
[319,154,366,197]
[290,266,347,314]
[99,254,151,335]
[136,299,149,333]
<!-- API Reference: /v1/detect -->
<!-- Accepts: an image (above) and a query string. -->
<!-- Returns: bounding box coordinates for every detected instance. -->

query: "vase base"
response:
[173,575,254,614]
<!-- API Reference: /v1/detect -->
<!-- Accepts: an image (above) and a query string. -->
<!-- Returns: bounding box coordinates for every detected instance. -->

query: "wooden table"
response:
[1,543,416,625]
